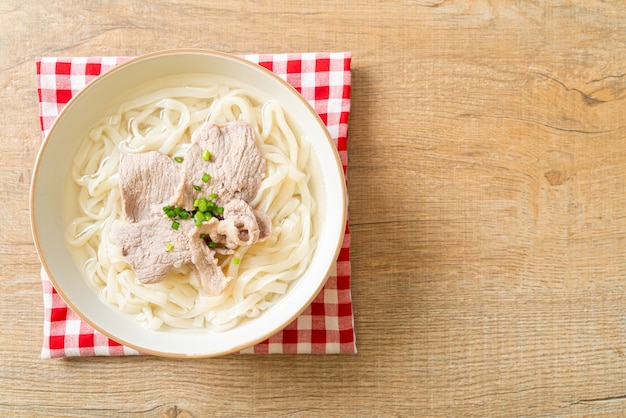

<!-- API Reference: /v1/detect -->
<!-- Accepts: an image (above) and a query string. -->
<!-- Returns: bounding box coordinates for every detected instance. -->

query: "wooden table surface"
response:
[3,1,626,416]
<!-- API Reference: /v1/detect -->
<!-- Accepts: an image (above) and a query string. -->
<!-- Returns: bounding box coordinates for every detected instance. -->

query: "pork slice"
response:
[119,151,181,222]
[253,209,272,242]
[170,121,265,210]
[116,121,268,296]
[207,198,272,250]
[188,219,232,295]
[115,217,193,284]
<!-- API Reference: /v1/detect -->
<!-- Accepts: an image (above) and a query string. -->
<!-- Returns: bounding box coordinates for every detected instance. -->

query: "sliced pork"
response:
[115,216,194,284]
[188,219,231,295]
[115,121,272,296]
[171,121,265,210]
[118,151,181,222]
[208,198,272,250]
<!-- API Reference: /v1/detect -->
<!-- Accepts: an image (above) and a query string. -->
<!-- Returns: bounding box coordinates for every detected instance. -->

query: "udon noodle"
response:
[65,74,317,331]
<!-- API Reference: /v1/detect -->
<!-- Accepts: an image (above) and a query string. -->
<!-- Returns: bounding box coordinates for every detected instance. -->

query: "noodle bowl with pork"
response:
[30,50,346,357]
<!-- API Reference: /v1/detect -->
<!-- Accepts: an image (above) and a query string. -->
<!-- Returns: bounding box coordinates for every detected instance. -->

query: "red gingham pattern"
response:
[36,52,355,358]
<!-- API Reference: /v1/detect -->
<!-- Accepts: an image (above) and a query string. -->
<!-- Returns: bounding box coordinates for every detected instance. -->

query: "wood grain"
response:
[3,0,626,416]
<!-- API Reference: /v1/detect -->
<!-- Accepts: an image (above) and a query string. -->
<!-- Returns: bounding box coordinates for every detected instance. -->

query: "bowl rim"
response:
[29,48,348,357]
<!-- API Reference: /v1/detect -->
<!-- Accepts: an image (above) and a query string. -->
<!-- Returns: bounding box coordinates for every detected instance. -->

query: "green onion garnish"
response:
[166,243,174,252]
[193,185,201,191]
[201,173,210,183]
[194,211,205,227]
[197,198,208,213]
[173,156,184,163]
[162,194,224,230]
[202,149,211,161]
[233,257,241,265]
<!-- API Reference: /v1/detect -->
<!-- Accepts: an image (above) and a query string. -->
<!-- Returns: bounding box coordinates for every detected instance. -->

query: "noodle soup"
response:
[65,74,317,332]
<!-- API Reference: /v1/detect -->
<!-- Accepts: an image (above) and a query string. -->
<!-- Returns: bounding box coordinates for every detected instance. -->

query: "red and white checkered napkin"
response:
[36,52,355,358]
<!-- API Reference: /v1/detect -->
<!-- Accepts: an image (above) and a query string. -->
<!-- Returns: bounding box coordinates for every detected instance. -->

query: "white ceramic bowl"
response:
[30,49,347,357]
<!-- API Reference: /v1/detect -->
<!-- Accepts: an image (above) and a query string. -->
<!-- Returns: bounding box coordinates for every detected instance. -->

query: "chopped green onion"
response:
[233,257,241,265]
[202,149,211,161]
[199,233,206,239]
[162,205,172,213]
[179,210,189,220]
[166,243,174,252]
[209,193,218,200]
[173,156,184,163]
[166,209,176,218]
[193,185,201,192]
[194,211,205,227]
[171,220,180,230]
[207,241,218,248]
[201,173,210,183]
[215,206,224,215]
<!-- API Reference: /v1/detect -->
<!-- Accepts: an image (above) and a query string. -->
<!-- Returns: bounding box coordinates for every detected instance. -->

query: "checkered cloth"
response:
[36,52,355,358]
